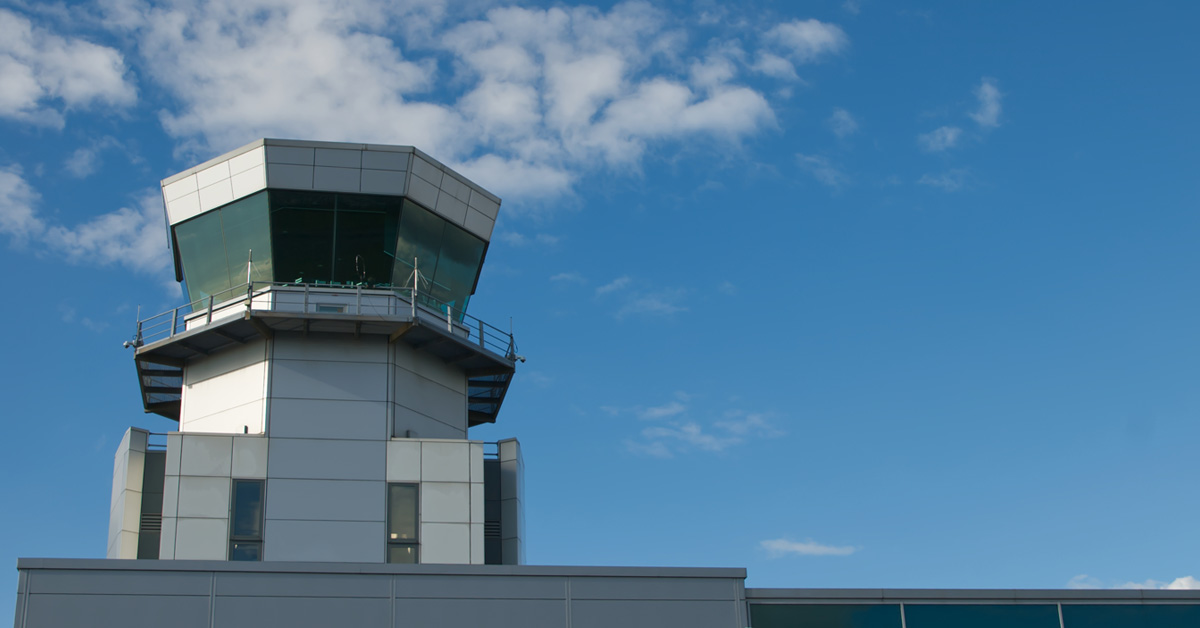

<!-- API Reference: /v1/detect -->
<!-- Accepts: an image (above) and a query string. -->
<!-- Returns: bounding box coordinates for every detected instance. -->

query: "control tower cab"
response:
[109,139,524,567]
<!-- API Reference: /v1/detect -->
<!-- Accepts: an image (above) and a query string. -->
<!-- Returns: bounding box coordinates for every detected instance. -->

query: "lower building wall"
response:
[13,561,748,628]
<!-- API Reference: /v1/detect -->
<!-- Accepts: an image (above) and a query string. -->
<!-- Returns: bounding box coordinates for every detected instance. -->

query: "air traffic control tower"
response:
[108,139,524,566]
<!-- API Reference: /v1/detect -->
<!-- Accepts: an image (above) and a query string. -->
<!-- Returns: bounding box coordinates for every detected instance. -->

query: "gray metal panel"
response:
[362,151,408,171]
[268,398,388,440]
[272,359,388,402]
[266,145,315,165]
[266,162,314,189]
[361,169,407,195]
[23,594,210,628]
[215,572,391,598]
[571,599,738,628]
[313,166,361,192]
[265,479,384,521]
[315,148,362,168]
[214,597,390,628]
[393,367,465,422]
[570,576,739,600]
[392,574,565,599]
[394,598,566,628]
[267,438,385,480]
[27,569,212,595]
[263,520,384,562]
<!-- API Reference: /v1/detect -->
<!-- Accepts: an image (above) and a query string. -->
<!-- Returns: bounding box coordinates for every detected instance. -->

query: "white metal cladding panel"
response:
[393,367,466,422]
[158,516,177,559]
[361,150,408,171]
[166,190,202,224]
[266,438,385,481]
[470,523,484,564]
[393,343,465,393]
[227,146,265,175]
[421,441,471,482]
[196,161,231,188]
[360,169,407,195]
[182,402,265,435]
[420,523,471,564]
[392,407,467,439]
[163,174,198,202]
[162,475,179,518]
[421,482,470,523]
[185,339,268,384]
[270,359,388,402]
[469,443,484,482]
[386,439,421,482]
[273,332,386,363]
[230,164,266,199]
[198,179,235,213]
[173,518,229,560]
[263,520,384,562]
[182,361,267,427]
[176,476,230,519]
[232,437,268,478]
[315,148,362,168]
[264,479,384,521]
[410,156,443,186]
[267,398,388,441]
[470,483,484,524]
[179,435,233,477]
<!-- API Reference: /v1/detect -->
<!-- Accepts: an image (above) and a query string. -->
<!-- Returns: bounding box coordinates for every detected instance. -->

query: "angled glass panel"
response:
[270,190,335,284]
[220,191,273,287]
[1062,604,1200,628]
[749,603,902,628]
[393,199,445,297]
[431,221,485,314]
[905,604,1060,628]
[332,194,401,285]
[230,541,262,561]
[176,210,231,306]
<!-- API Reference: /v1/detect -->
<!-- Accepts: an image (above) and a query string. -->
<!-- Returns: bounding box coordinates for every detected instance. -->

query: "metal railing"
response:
[131,281,517,361]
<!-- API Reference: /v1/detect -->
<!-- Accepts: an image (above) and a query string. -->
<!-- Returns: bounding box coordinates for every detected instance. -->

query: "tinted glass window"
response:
[749,604,902,628]
[388,484,418,541]
[220,192,273,286]
[270,190,336,284]
[905,605,1060,628]
[332,194,400,285]
[1062,604,1200,628]
[176,210,230,304]
[231,479,264,538]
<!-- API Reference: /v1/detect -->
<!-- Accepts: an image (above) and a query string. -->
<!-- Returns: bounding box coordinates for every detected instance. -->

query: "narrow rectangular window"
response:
[230,479,264,561]
[387,483,419,563]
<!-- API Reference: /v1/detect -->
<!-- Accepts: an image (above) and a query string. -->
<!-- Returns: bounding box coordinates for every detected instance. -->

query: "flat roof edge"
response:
[16,558,745,579]
[745,587,1200,602]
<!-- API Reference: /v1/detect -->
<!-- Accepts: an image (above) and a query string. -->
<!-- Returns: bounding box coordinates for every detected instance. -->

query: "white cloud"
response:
[1069,574,1200,590]
[761,538,857,557]
[797,153,849,188]
[550,271,586,284]
[0,8,136,127]
[764,19,848,64]
[103,0,776,203]
[827,107,858,138]
[716,410,783,437]
[917,125,961,152]
[749,52,799,80]
[0,165,170,277]
[917,168,969,192]
[842,0,862,15]
[640,421,741,453]
[615,287,688,319]
[596,276,631,295]
[970,77,1002,128]
[639,400,686,420]
[0,165,44,240]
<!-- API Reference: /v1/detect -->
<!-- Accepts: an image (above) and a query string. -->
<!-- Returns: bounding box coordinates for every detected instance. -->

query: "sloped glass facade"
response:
[173,190,486,314]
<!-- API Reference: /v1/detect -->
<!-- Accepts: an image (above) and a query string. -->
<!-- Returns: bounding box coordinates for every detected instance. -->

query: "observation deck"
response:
[131,280,518,427]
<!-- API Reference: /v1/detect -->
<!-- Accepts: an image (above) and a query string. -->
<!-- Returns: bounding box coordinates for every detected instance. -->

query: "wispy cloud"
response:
[615,288,688,319]
[917,125,961,152]
[596,276,631,296]
[764,19,849,64]
[1068,574,1200,590]
[639,400,686,420]
[623,395,783,457]
[827,107,858,138]
[917,169,969,192]
[761,538,858,558]
[797,153,849,188]
[550,271,586,284]
[970,77,1003,128]
[498,231,561,247]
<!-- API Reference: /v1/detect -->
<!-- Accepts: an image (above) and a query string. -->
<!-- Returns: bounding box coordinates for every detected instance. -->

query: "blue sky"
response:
[3,0,1200,613]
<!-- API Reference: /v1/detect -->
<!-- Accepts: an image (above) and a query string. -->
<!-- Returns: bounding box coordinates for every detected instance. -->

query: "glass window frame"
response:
[387,482,420,564]
[229,478,265,561]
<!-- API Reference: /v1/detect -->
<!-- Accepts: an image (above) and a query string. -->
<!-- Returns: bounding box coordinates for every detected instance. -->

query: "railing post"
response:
[303,283,309,313]
[169,310,177,338]
[206,295,214,324]
[478,320,485,348]
[446,305,452,332]
[356,285,362,315]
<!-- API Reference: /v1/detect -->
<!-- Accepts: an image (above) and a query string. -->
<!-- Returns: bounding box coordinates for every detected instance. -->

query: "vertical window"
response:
[230,479,264,561]
[387,484,419,563]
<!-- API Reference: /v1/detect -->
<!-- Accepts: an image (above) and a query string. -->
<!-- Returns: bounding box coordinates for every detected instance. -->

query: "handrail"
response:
[131,281,518,362]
